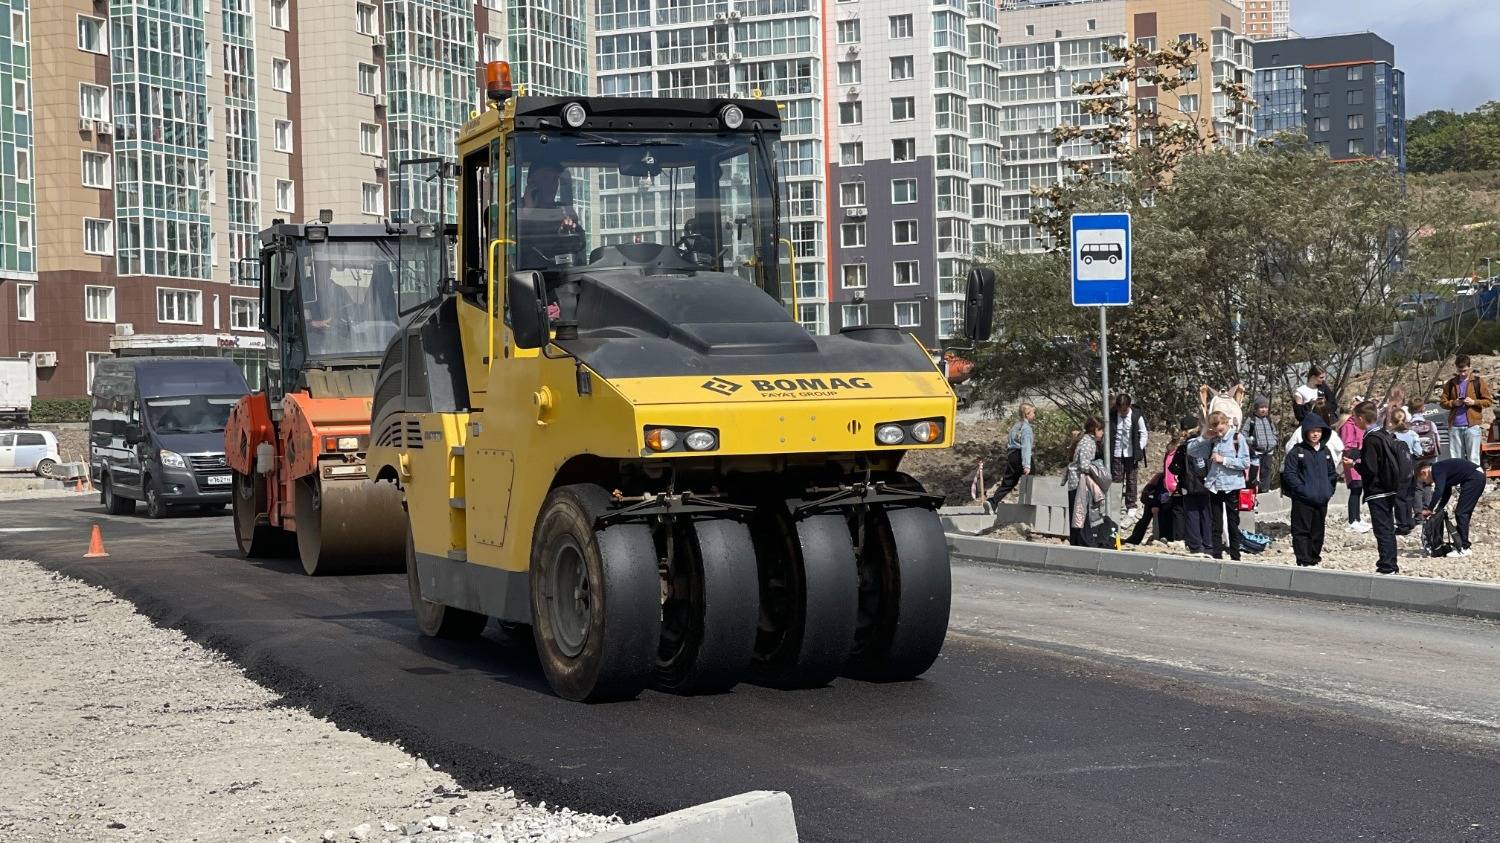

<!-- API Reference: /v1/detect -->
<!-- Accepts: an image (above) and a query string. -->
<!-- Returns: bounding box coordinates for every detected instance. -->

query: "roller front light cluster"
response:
[643,426,721,453]
[873,418,945,446]
[322,435,366,452]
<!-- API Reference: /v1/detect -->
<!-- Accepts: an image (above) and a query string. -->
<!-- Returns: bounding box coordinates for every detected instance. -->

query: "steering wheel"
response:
[676,234,729,268]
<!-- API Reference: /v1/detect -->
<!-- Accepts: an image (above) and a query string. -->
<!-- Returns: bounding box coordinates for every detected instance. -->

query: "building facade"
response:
[1241,0,1288,40]
[1253,33,1404,168]
[0,0,583,398]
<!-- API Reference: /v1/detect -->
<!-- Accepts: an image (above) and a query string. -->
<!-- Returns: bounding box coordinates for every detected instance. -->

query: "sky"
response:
[1291,0,1497,117]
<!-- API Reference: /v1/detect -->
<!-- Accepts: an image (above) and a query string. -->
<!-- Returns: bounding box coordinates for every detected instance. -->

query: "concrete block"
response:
[993,539,1049,568]
[1370,576,1462,612]
[941,514,993,535]
[939,505,988,516]
[1023,477,1070,506]
[1289,567,1374,604]
[1454,583,1500,619]
[1154,554,1223,586]
[1035,504,1069,537]
[1043,545,1104,574]
[1218,560,1295,594]
[947,534,1001,563]
[1092,549,1158,579]
[988,502,1033,528]
[588,791,798,843]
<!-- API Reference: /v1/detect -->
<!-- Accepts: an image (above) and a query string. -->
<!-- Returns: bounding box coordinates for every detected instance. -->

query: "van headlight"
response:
[159,450,187,469]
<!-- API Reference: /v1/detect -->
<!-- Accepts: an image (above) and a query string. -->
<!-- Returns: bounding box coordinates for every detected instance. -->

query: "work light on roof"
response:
[720,104,745,129]
[563,102,588,128]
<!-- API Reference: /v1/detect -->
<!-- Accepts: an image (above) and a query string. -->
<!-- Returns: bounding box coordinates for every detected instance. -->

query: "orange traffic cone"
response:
[84,524,109,558]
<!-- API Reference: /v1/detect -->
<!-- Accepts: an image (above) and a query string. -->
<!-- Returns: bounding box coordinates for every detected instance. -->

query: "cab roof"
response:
[258,223,395,244]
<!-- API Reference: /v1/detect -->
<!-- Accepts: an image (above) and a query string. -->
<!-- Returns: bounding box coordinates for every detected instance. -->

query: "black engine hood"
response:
[553,268,937,380]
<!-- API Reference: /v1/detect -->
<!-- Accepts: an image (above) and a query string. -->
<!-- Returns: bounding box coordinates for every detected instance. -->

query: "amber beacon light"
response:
[485,61,513,103]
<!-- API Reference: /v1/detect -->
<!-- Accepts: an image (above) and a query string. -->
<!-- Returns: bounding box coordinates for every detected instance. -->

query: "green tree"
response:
[1407,101,1500,174]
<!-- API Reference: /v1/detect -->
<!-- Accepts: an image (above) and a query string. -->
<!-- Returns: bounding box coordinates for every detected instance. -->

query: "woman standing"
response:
[1065,418,1107,547]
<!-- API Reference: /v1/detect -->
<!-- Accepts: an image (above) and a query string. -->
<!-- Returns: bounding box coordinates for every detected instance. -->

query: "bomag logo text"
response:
[749,376,873,398]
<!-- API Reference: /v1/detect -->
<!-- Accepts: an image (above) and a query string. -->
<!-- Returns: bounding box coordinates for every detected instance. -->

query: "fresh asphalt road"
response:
[4,497,1499,842]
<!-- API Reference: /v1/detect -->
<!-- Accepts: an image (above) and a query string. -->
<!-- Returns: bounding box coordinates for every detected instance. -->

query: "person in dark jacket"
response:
[1419,459,1486,554]
[1356,403,1410,575]
[1281,412,1338,567]
[1172,416,1213,555]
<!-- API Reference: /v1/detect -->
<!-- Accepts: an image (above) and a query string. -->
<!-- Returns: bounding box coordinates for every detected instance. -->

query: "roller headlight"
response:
[645,428,679,452]
[909,420,943,444]
[875,424,906,446]
[324,435,361,451]
[684,429,718,451]
[720,104,745,129]
[562,101,587,128]
[158,450,186,469]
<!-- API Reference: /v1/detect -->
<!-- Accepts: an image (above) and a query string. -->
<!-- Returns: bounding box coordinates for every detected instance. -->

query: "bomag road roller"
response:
[366,62,995,702]
[226,220,447,575]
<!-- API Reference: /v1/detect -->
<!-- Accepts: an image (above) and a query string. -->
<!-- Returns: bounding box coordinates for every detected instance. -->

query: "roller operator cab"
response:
[225,222,447,575]
[367,84,996,702]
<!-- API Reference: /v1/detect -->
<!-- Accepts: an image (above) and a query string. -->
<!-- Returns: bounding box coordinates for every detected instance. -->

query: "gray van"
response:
[90,357,250,518]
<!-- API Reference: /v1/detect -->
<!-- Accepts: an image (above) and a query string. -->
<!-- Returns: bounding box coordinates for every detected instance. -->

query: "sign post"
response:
[1070,212,1132,543]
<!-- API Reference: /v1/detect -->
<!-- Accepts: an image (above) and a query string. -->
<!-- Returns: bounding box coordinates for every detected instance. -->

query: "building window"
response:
[483,35,503,63]
[893,221,918,245]
[79,83,107,120]
[77,15,106,53]
[11,80,24,114]
[840,182,865,207]
[836,20,861,44]
[270,0,289,30]
[838,101,863,126]
[1179,94,1199,113]
[895,302,920,328]
[842,304,868,328]
[892,138,916,162]
[14,148,27,183]
[15,283,34,321]
[207,106,214,141]
[360,122,382,156]
[156,288,202,325]
[1313,116,1329,133]
[842,264,867,289]
[362,183,384,215]
[1347,89,1364,106]
[17,217,30,251]
[1347,65,1364,81]
[892,179,917,204]
[10,9,24,43]
[890,56,913,81]
[891,97,915,121]
[272,59,291,92]
[81,151,111,189]
[85,286,115,323]
[1025,24,1034,36]
[274,119,294,153]
[230,296,260,331]
[939,300,961,338]
[1348,138,1365,155]
[1137,36,1156,51]
[1087,18,1097,31]
[276,179,295,213]
[839,142,864,166]
[1348,113,1366,130]
[358,63,380,96]
[356,3,378,35]
[83,218,113,255]
[889,14,912,39]
[1312,68,1329,83]
[86,352,111,391]
[838,61,861,85]
[841,222,866,248]
[1312,92,1329,108]
[893,260,919,285]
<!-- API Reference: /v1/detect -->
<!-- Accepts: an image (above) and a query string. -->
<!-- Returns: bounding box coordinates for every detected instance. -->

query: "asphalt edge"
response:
[587,791,798,843]
[947,534,1500,622]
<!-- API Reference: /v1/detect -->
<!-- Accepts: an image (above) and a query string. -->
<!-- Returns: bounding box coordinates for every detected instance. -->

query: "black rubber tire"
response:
[530,484,660,702]
[295,476,406,576]
[232,470,294,558]
[34,459,57,479]
[653,517,760,695]
[750,508,859,689]
[144,476,168,519]
[407,529,487,639]
[102,475,136,515]
[846,506,951,681]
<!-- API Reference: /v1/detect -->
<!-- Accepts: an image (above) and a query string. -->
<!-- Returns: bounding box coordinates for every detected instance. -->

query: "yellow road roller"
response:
[366,63,995,701]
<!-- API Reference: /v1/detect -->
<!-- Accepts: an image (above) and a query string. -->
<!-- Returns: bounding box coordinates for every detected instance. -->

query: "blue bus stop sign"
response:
[1071,212,1132,306]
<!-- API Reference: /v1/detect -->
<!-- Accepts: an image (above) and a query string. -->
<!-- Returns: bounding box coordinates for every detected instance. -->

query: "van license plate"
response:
[206,474,232,485]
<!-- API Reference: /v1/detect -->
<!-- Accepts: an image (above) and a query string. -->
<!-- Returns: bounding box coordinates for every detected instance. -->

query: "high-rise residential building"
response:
[1254,34,1404,169]
[0,0,584,398]
[1241,0,1288,40]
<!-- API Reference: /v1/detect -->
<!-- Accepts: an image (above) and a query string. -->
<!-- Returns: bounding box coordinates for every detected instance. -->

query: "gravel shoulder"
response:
[0,559,622,843]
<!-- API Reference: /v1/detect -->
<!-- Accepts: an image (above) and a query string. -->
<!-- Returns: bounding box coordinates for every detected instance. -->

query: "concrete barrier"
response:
[947,533,1500,623]
[588,791,798,843]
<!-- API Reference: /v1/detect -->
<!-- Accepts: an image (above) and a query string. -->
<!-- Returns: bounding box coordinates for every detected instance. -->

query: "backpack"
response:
[1410,419,1439,460]
[1361,428,1410,493]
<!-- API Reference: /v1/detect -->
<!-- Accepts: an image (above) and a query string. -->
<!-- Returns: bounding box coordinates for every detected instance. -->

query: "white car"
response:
[0,429,62,478]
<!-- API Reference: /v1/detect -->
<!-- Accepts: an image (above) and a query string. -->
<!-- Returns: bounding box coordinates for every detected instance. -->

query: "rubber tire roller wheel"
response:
[102,475,136,515]
[750,509,859,689]
[530,484,661,703]
[653,517,761,695]
[407,529,487,639]
[232,470,294,558]
[295,476,406,576]
[845,506,951,681]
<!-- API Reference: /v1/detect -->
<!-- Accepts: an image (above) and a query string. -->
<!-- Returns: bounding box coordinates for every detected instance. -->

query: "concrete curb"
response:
[588,791,798,842]
[947,533,1500,623]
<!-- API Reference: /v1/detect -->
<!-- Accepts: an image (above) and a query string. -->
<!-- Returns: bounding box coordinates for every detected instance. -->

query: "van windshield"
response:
[145,395,241,435]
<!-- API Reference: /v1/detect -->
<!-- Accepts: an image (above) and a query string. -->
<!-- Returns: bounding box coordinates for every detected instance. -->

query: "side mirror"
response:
[271,250,295,292]
[963,267,996,343]
[124,423,144,445]
[507,271,550,350]
[238,257,261,284]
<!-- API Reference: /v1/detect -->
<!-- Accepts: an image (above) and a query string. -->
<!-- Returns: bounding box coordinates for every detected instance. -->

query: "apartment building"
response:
[1254,33,1404,169]
[1241,0,1289,40]
[0,0,586,398]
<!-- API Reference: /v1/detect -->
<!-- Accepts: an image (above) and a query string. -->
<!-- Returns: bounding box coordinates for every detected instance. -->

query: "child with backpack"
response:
[1353,402,1410,575]
[1244,396,1278,493]
[1281,412,1338,567]
[1186,411,1250,561]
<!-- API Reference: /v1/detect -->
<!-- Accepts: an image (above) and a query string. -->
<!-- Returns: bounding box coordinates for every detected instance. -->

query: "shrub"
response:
[29,398,90,424]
